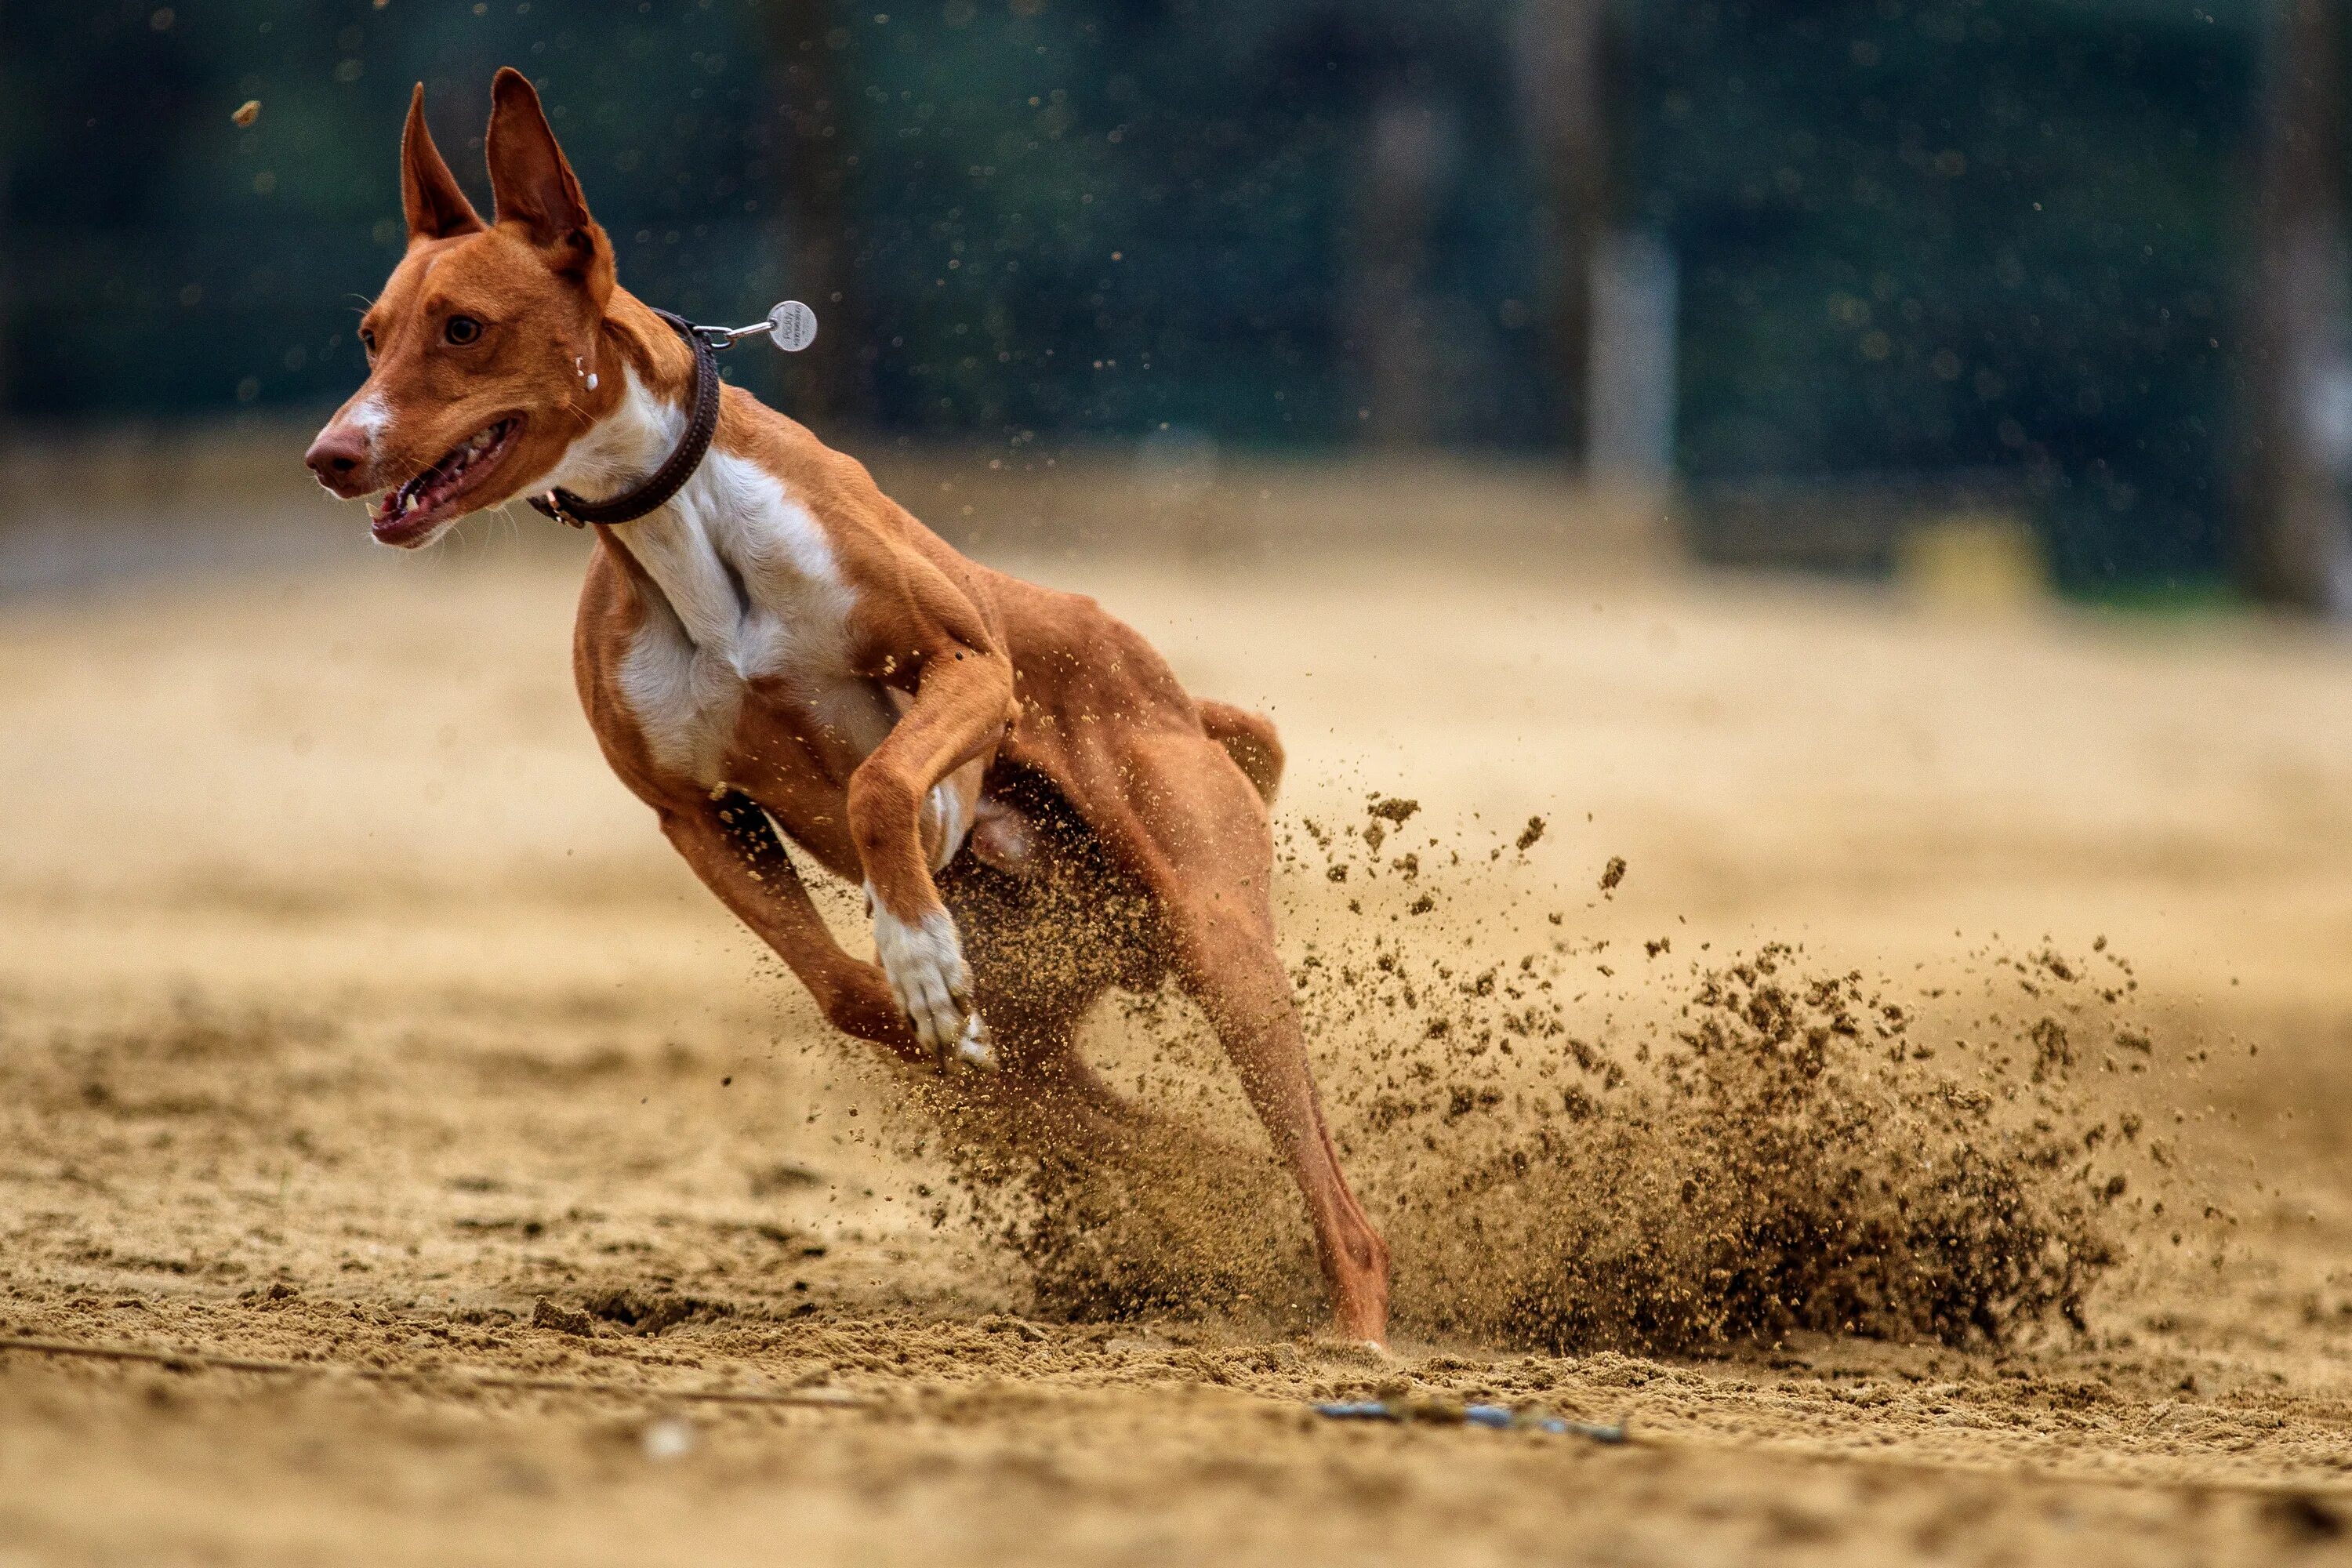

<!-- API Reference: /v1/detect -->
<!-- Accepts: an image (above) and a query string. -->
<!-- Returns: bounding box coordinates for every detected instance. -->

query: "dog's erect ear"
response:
[401,84,485,241]
[484,67,613,304]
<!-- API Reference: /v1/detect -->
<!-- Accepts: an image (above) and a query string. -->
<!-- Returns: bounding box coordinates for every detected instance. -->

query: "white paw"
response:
[866,884,983,1065]
[952,1011,997,1069]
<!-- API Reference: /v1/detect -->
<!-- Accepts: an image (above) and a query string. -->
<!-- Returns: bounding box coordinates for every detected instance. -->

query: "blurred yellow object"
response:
[231,100,261,128]
[1896,514,2047,613]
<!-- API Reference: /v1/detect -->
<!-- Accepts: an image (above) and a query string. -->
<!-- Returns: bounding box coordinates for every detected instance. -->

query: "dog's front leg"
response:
[655,789,927,1065]
[846,644,1015,1066]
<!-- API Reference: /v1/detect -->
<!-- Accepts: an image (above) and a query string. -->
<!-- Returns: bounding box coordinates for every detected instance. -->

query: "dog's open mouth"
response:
[371,418,521,546]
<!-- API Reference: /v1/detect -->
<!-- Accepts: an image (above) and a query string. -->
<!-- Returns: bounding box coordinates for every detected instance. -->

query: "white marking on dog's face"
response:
[347,392,392,451]
[866,884,989,1065]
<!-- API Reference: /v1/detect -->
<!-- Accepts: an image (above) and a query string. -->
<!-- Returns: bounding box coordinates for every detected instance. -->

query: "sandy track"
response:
[5,543,2352,1564]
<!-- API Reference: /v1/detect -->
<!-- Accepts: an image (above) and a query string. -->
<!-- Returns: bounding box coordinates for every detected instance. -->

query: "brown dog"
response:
[304,70,1388,1342]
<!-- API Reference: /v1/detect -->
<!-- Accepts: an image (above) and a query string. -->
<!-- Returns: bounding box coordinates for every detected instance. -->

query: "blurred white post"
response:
[1584,230,1678,485]
[2246,0,2352,612]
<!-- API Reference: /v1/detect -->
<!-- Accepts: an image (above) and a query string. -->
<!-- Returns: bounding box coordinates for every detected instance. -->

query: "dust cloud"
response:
[905,798,2163,1357]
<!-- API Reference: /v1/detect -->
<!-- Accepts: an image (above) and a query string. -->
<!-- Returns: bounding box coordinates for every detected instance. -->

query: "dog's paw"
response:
[952,1011,997,1069]
[866,886,979,1065]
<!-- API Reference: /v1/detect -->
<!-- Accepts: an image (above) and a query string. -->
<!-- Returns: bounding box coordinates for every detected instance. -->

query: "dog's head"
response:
[305,70,624,548]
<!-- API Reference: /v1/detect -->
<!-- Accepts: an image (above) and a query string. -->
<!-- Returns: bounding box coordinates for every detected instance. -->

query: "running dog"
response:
[304,70,1389,1341]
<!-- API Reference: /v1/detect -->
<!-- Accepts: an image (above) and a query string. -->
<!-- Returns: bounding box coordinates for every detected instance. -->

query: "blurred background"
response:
[2,0,2350,607]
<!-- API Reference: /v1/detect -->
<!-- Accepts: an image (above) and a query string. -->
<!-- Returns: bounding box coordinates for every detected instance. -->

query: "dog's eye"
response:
[359,328,377,357]
[444,315,482,346]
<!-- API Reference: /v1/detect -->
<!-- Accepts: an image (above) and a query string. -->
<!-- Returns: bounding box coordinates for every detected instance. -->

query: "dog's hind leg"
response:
[1196,699,1283,805]
[1078,729,1390,1344]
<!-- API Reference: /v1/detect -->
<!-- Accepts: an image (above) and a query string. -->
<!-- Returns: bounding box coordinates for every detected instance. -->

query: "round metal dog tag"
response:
[767,299,818,353]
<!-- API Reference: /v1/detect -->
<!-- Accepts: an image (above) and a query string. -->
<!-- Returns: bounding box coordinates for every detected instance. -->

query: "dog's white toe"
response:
[867,886,976,1063]
[953,1012,997,1069]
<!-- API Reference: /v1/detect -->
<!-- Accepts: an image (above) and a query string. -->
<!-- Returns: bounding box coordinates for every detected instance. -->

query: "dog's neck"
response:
[530,297,733,637]
[546,364,693,512]
[542,294,702,510]
[543,307,846,660]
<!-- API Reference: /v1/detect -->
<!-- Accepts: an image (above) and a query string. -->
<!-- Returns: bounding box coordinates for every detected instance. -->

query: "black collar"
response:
[529,308,720,528]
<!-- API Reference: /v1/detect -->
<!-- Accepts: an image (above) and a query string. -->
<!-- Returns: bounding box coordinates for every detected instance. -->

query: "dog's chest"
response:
[613,454,891,791]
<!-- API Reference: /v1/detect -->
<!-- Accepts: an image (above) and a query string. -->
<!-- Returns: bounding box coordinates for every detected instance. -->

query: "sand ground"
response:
[4,521,2352,1565]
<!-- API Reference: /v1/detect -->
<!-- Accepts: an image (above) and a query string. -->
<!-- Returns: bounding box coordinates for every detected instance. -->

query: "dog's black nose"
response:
[304,424,370,496]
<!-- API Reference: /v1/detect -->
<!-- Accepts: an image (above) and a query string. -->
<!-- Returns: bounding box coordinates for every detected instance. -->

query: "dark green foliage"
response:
[0,0,2304,588]
[1637,0,2260,587]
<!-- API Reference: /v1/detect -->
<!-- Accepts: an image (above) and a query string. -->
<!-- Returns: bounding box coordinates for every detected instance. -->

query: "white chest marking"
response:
[550,371,873,787]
